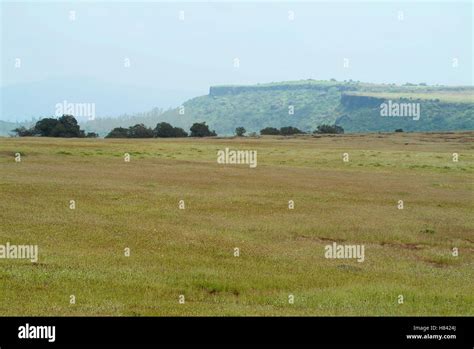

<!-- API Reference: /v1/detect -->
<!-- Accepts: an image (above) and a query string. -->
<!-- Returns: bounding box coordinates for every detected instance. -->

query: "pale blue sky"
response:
[1,1,472,120]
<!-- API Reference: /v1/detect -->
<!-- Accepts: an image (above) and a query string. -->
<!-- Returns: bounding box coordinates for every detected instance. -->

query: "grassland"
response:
[0,132,473,316]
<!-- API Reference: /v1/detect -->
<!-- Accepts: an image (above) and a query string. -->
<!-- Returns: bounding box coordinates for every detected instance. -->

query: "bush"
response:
[34,118,59,137]
[235,127,246,137]
[13,115,86,138]
[56,115,83,137]
[105,127,129,138]
[190,122,217,137]
[106,122,188,138]
[395,128,404,132]
[260,127,280,135]
[172,127,188,138]
[314,124,344,134]
[12,126,34,137]
[127,124,154,138]
[280,126,304,136]
[154,122,188,138]
[154,122,174,137]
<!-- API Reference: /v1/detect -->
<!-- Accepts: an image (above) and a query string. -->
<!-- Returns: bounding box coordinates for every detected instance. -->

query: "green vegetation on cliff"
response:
[158,80,473,135]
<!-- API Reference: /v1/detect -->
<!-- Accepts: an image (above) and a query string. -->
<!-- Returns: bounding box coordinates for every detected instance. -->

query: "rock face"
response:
[340,94,385,109]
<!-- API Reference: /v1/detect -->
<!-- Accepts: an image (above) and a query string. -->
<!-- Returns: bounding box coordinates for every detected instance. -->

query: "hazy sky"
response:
[1,1,472,120]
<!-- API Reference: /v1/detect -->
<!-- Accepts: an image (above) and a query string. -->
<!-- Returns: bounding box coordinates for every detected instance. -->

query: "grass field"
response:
[0,132,473,316]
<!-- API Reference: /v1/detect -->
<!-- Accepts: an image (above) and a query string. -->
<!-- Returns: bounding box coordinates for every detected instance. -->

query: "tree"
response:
[154,122,175,137]
[190,122,216,137]
[50,122,68,137]
[86,132,99,138]
[57,114,82,137]
[172,127,188,138]
[260,127,280,135]
[23,115,85,137]
[105,127,129,138]
[127,124,154,138]
[314,124,344,134]
[280,126,304,136]
[235,127,246,137]
[34,118,59,137]
[154,122,188,138]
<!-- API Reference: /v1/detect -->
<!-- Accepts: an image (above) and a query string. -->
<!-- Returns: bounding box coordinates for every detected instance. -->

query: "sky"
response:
[1,1,472,121]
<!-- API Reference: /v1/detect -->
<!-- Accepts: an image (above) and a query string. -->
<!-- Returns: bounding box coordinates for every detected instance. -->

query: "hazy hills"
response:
[0,78,200,122]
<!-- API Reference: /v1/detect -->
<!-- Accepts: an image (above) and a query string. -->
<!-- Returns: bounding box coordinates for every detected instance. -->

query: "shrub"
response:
[190,122,217,137]
[154,122,175,137]
[34,118,60,137]
[280,126,304,135]
[105,127,129,138]
[12,126,34,137]
[314,124,344,134]
[127,124,154,138]
[14,115,86,138]
[260,127,280,135]
[56,115,83,137]
[154,122,188,138]
[171,127,188,138]
[235,127,246,137]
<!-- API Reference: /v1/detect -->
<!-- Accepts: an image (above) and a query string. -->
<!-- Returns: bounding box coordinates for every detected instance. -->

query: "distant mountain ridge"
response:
[156,80,473,135]
[1,80,472,136]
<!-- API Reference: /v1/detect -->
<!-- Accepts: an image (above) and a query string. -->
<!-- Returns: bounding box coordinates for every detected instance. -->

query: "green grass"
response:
[0,132,473,316]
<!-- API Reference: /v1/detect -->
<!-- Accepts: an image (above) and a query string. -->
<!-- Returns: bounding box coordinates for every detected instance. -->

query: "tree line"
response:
[258,124,344,135]
[12,115,344,138]
[105,122,217,138]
